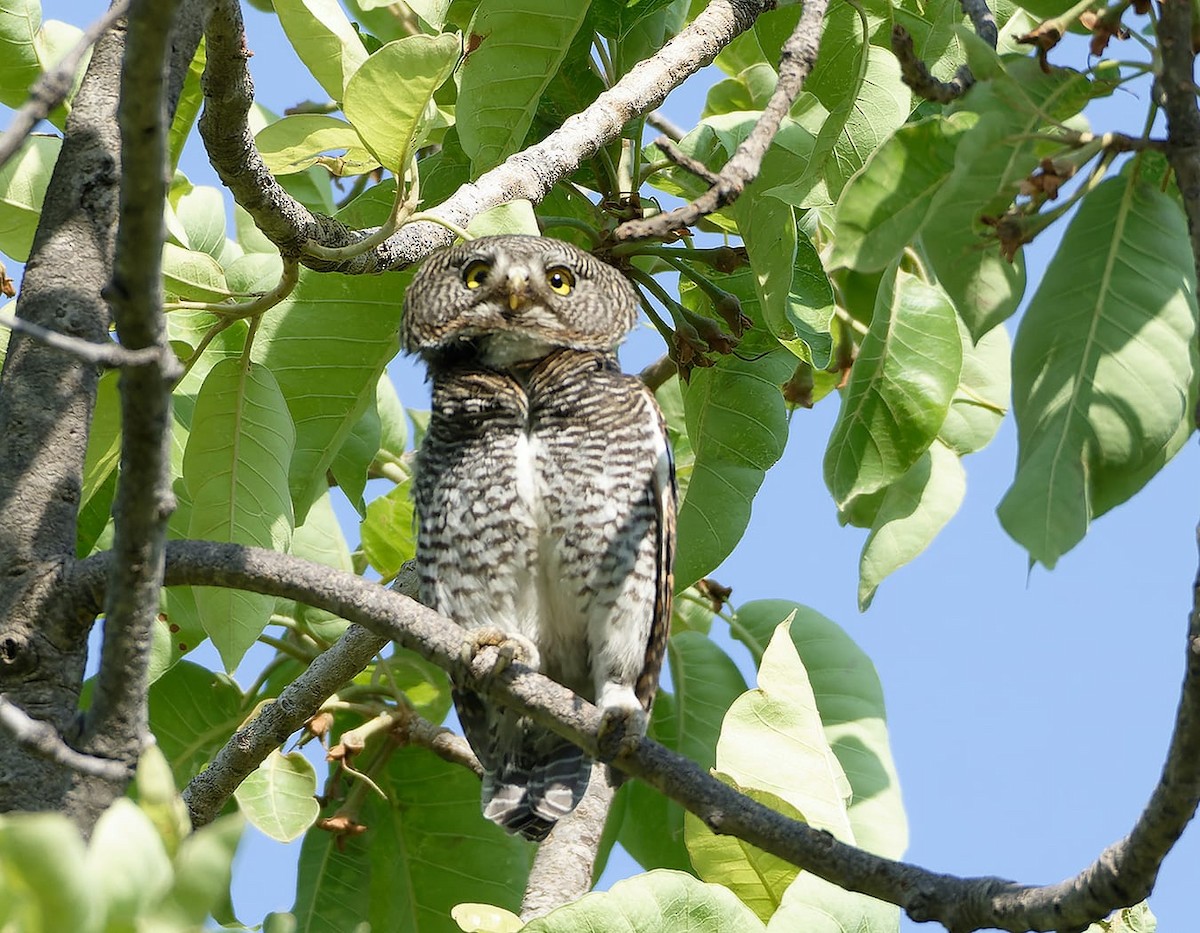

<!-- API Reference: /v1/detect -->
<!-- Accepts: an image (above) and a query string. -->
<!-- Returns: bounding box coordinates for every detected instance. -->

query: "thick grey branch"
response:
[614,0,829,241]
[1157,0,1200,299]
[199,0,775,273]
[0,0,131,171]
[81,0,184,774]
[0,697,127,782]
[71,538,1200,932]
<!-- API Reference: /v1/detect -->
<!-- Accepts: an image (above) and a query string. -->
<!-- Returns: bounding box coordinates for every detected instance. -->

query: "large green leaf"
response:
[184,358,296,670]
[920,57,1093,337]
[456,0,590,175]
[0,813,92,933]
[0,135,60,262]
[360,478,417,579]
[998,177,1198,567]
[255,114,380,176]
[675,269,794,590]
[824,268,962,507]
[619,633,747,873]
[343,33,461,173]
[273,0,369,100]
[251,266,410,524]
[766,871,899,933]
[730,600,908,860]
[86,800,174,928]
[938,320,1010,456]
[525,870,765,933]
[148,660,245,785]
[831,112,978,273]
[293,746,532,933]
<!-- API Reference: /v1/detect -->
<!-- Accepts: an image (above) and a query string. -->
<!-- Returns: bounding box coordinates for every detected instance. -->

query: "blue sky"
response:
[6,3,1200,929]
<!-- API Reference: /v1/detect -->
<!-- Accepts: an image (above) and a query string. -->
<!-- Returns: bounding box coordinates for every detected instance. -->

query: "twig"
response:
[960,0,999,48]
[0,696,129,782]
[613,0,830,241]
[70,537,1200,932]
[198,0,777,273]
[0,312,172,369]
[81,0,184,771]
[0,0,131,172]
[639,354,677,390]
[651,135,720,184]
[646,110,687,142]
[892,25,974,103]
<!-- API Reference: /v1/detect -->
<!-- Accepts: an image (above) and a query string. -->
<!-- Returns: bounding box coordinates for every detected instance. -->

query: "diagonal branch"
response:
[70,537,1200,932]
[0,0,131,172]
[613,0,829,241]
[198,0,776,274]
[0,312,169,368]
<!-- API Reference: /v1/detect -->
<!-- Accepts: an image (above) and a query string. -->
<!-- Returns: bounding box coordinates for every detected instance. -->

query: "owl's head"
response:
[402,235,639,366]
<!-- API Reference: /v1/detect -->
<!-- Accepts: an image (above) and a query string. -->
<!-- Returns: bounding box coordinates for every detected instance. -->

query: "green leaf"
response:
[166,815,244,925]
[857,440,966,610]
[0,134,60,262]
[831,112,978,273]
[675,268,794,589]
[452,903,524,933]
[824,268,962,507]
[731,600,908,860]
[360,479,417,579]
[285,491,355,644]
[149,660,245,782]
[162,242,232,302]
[0,0,41,108]
[456,0,591,174]
[330,388,382,516]
[620,633,747,873]
[252,266,409,524]
[86,799,173,928]
[168,40,206,173]
[0,813,92,933]
[938,320,1009,456]
[1083,903,1156,933]
[273,0,369,100]
[998,177,1199,567]
[766,871,899,933]
[172,184,229,260]
[684,781,802,921]
[184,359,296,669]
[82,370,121,507]
[256,114,381,176]
[293,746,532,932]
[466,199,540,237]
[524,869,765,932]
[703,63,777,117]
[343,33,461,172]
[235,750,321,843]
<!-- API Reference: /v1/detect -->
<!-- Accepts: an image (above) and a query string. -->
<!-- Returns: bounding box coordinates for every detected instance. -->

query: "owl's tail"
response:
[481,736,592,842]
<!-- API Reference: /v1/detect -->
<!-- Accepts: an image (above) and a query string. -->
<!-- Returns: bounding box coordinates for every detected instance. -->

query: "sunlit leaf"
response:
[998,177,1198,567]
[235,751,320,843]
[0,135,60,262]
[255,114,380,176]
[273,0,369,100]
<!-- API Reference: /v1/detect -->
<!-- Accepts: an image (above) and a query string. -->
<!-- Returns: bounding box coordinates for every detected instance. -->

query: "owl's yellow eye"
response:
[545,266,575,296]
[463,260,490,289]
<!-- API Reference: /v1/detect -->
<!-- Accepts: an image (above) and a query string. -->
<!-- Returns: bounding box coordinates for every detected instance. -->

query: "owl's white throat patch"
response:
[481,332,555,368]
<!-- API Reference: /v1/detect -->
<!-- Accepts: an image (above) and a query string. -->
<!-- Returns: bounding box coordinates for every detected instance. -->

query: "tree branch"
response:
[0,312,168,368]
[1157,0,1200,293]
[613,0,829,241]
[71,537,1200,931]
[198,0,775,273]
[0,0,131,172]
[0,696,127,782]
[521,766,617,920]
[81,0,185,776]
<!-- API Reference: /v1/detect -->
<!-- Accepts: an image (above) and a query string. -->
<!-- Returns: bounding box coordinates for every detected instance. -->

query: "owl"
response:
[402,234,676,842]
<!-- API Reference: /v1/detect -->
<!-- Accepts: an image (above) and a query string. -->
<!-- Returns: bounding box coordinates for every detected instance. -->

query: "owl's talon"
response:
[462,628,540,674]
[596,703,648,763]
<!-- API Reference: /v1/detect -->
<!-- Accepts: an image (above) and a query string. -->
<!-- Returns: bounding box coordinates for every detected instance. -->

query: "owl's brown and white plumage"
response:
[403,235,675,841]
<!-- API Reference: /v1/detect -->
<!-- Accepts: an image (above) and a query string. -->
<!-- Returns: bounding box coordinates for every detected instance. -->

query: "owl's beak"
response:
[506,269,530,311]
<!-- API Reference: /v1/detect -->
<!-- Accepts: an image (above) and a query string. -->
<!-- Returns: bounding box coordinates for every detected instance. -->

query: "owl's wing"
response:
[634,385,677,712]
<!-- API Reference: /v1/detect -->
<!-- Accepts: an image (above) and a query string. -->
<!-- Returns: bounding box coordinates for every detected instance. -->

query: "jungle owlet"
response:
[402,234,676,842]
